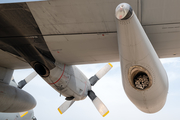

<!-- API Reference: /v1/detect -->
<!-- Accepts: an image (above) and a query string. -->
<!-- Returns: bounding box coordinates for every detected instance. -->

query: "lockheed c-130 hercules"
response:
[1,0,179,119]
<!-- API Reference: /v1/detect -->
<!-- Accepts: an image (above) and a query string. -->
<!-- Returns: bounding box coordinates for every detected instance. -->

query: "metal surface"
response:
[88,90,97,101]
[0,110,36,120]
[128,66,152,90]
[0,78,37,120]
[0,2,55,69]
[115,3,133,20]
[89,75,99,86]
[135,75,149,90]
[18,79,27,89]
[0,0,179,68]
[116,3,168,113]
[0,67,13,84]
[0,83,36,112]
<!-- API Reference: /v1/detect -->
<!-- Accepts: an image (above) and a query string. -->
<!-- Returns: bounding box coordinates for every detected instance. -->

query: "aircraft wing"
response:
[0,0,180,69]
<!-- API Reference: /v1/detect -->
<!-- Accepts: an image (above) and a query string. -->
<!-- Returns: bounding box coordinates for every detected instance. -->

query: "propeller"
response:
[19,111,28,117]
[88,90,109,117]
[88,63,112,117]
[18,71,37,89]
[89,63,113,86]
[58,63,113,117]
[32,116,37,120]
[58,101,75,114]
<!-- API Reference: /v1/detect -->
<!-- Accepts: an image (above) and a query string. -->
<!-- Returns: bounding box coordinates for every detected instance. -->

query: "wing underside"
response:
[0,0,180,69]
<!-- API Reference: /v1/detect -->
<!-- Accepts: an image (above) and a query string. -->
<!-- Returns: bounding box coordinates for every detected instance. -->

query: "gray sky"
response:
[13,58,180,120]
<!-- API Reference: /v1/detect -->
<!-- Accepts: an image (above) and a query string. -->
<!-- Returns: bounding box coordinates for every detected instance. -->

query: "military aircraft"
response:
[0,0,179,118]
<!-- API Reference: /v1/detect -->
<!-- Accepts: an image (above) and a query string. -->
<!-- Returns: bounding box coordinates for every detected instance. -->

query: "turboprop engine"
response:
[19,62,113,117]
[115,3,169,113]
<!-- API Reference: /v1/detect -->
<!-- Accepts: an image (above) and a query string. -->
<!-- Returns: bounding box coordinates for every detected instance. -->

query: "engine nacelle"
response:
[0,83,36,112]
[42,62,91,101]
[115,3,168,113]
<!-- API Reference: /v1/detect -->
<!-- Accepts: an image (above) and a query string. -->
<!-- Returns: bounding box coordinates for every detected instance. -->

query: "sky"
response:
[13,58,180,120]
[1,0,180,119]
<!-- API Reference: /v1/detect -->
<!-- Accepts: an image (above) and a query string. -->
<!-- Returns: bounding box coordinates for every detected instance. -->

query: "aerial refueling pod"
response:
[0,83,36,112]
[115,3,168,113]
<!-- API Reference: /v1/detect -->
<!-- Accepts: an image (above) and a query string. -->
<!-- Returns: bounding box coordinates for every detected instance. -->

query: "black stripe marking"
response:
[121,6,133,20]
[88,90,97,101]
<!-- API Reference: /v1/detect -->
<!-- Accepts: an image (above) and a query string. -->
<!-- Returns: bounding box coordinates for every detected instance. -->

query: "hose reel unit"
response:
[128,66,153,90]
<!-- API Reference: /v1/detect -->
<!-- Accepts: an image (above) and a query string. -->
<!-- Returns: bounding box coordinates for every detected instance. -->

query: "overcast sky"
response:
[13,58,180,120]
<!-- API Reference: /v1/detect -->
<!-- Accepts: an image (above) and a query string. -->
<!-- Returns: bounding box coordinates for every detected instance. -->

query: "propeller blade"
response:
[25,71,37,83]
[18,71,37,89]
[96,63,113,79]
[58,101,75,114]
[88,90,109,117]
[19,111,28,117]
[89,63,113,86]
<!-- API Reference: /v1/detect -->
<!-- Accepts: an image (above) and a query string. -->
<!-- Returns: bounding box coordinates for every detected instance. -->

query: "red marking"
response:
[0,91,4,94]
[119,15,123,19]
[63,75,68,80]
[102,34,104,36]
[48,64,66,85]
[57,51,60,53]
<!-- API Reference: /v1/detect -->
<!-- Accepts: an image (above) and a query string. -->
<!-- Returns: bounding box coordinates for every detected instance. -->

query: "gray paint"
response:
[89,75,99,86]
[116,3,168,113]
[0,0,176,116]
[43,63,91,101]
[0,83,36,112]
[0,0,179,69]
[88,90,97,101]
[18,79,27,89]
[0,110,36,120]
[0,2,55,70]
[0,78,37,120]
[0,67,13,84]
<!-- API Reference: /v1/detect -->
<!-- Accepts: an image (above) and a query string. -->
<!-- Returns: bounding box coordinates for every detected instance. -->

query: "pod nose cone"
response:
[115,3,133,20]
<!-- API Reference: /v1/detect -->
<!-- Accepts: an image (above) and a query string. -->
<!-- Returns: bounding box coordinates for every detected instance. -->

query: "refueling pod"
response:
[115,3,168,113]
[0,83,36,112]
